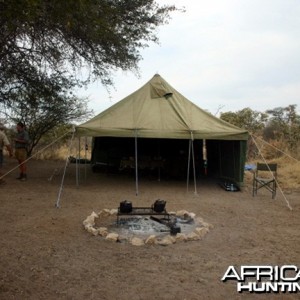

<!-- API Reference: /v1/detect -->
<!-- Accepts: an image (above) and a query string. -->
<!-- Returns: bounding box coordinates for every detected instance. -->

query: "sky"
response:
[79,0,300,116]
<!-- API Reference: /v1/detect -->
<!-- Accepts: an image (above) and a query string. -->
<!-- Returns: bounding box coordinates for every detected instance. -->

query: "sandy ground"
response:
[0,158,300,300]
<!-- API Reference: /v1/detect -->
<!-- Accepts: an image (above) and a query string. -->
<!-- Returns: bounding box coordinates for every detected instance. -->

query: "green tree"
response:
[3,91,92,157]
[0,0,178,106]
[220,108,268,160]
[265,104,300,152]
[220,108,267,133]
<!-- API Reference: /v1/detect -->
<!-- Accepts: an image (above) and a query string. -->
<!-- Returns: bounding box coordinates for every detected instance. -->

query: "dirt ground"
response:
[0,158,300,300]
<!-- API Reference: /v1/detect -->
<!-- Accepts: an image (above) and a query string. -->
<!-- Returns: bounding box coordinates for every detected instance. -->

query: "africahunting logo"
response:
[222,266,300,293]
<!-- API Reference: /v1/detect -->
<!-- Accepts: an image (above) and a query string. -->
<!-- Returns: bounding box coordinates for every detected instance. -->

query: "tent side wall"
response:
[91,137,248,186]
[91,137,135,172]
[217,140,247,186]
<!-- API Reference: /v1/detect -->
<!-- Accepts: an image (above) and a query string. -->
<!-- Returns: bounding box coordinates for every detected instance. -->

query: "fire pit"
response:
[83,204,213,246]
[115,200,195,238]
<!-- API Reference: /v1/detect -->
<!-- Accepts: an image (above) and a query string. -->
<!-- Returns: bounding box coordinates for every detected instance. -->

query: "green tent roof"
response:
[76,74,248,140]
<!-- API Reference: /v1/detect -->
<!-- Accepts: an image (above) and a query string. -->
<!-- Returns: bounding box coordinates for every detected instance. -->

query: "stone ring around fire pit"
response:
[83,208,213,246]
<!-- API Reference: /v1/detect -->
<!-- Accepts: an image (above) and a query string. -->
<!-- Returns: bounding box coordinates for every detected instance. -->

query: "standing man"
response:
[15,122,29,181]
[0,123,13,185]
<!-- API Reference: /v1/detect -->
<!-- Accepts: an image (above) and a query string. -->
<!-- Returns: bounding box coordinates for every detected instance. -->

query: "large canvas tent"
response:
[76,74,248,193]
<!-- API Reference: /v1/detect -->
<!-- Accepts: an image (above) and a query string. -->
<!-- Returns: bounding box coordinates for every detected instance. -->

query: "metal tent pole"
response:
[135,130,139,196]
[191,138,197,195]
[186,139,191,192]
[203,139,208,176]
[56,127,76,208]
[157,140,161,182]
[76,137,80,187]
[84,136,88,181]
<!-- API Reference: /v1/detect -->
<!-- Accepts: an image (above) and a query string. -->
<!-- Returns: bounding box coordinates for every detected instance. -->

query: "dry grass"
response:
[248,137,300,190]
[244,158,300,190]
[272,156,300,190]
[34,144,92,161]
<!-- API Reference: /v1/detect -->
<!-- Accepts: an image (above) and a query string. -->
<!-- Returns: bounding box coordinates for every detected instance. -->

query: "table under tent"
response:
[76,74,249,195]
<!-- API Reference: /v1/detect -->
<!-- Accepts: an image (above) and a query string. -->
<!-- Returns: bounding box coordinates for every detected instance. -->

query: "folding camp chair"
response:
[252,163,277,199]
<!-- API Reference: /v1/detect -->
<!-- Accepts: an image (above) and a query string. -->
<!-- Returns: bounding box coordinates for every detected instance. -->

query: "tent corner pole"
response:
[135,130,139,196]
[186,139,191,192]
[56,129,76,208]
[191,138,197,195]
[76,137,81,187]
[84,136,88,181]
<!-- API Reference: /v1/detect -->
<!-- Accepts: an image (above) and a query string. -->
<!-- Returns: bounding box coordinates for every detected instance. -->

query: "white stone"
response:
[110,209,118,215]
[194,227,209,238]
[117,236,127,243]
[176,210,189,217]
[84,224,91,231]
[86,226,98,236]
[175,233,187,242]
[99,209,111,217]
[157,235,176,246]
[186,232,200,241]
[187,212,196,219]
[131,237,144,246]
[90,211,99,218]
[83,218,93,226]
[202,221,214,229]
[97,227,108,237]
[82,211,98,226]
[145,235,157,245]
[195,217,204,224]
[105,233,119,242]
[195,217,213,229]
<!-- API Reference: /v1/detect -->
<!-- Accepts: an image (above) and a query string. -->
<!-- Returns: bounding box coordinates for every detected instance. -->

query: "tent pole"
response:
[203,139,208,176]
[218,143,222,178]
[232,142,236,182]
[76,137,80,187]
[191,138,197,194]
[56,127,76,208]
[186,139,191,192]
[135,130,139,196]
[84,136,88,182]
[157,140,161,182]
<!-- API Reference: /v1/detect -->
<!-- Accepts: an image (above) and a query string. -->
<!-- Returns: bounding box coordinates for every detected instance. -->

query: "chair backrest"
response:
[256,163,277,172]
[255,163,277,180]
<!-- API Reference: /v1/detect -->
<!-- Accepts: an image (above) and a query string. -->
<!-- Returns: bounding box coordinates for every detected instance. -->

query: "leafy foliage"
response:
[264,104,300,151]
[220,105,300,159]
[3,93,92,156]
[0,0,178,155]
[220,108,268,133]
[0,0,178,106]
